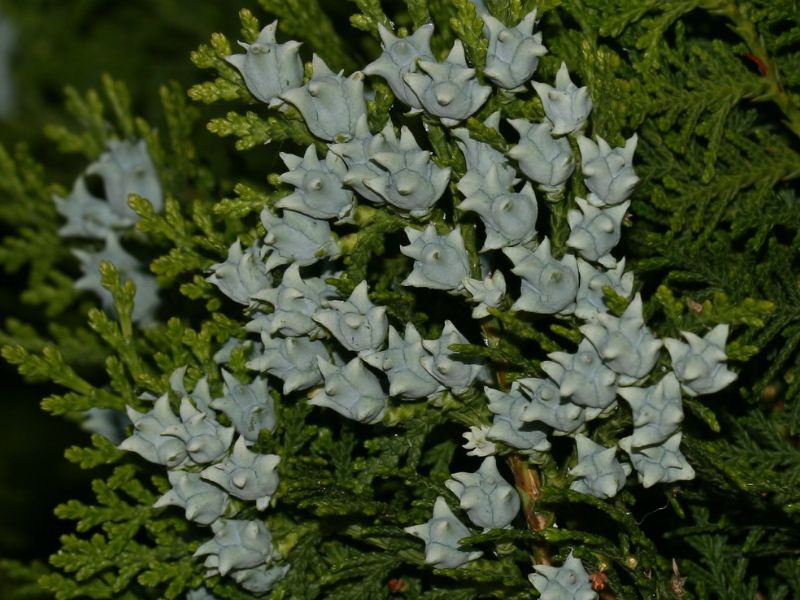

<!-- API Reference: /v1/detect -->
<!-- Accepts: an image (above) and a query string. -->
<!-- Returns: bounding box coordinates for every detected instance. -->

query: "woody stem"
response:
[507,454,552,565]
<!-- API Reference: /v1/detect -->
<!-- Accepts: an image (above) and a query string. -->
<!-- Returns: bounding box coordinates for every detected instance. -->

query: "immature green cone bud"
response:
[73,233,160,324]
[194,519,277,576]
[261,209,340,270]
[453,113,517,198]
[225,21,303,105]
[276,144,354,220]
[212,371,276,443]
[329,115,387,204]
[569,435,630,499]
[185,587,218,600]
[119,394,187,468]
[421,321,486,393]
[575,258,633,320]
[153,471,229,525]
[253,264,337,337]
[542,339,618,411]
[445,456,521,530]
[463,271,506,318]
[313,280,388,352]
[85,139,163,219]
[201,437,280,510]
[232,564,291,594]
[618,373,684,448]
[281,54,367,141]
[619,432,695,487]
[529,551,598,599]
[462,425,497,457]
[402,40,491,126]
[486,386,552,453]
[54,176,126,238]
[247,334,330,394]
[504,238,579,315]
[362,24,435,108]
[364,122,451,216]
[664,324,737,396]
[507,119,575,190]
[532,62,592,135]
[309,357,388,424]
[400,225,470,291]
[460,176,539,250]
[567,197,630,266]
[361,323,442,399]
[404,497,483,569]
[207,239,271,306]
[161,399,235,465]
[482,10,547,89]
[578,134,639,206]
[519,378,588,434]
[580,294,662,384]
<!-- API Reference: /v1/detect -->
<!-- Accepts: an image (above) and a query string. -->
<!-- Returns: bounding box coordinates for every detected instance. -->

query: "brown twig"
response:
[507,454,552,565]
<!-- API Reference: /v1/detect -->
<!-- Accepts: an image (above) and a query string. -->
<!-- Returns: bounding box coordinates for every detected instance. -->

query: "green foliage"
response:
[3,0,800,599]
[542,1,800,596]
[0,0,238,153]
[40,464,201,600]
[450,0,487,68]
